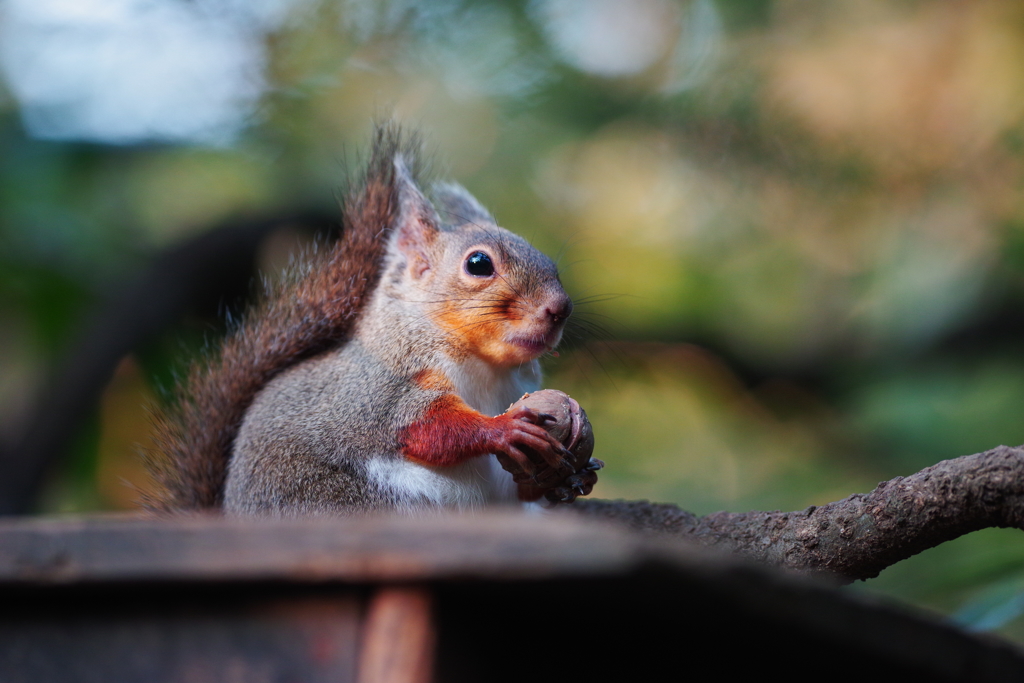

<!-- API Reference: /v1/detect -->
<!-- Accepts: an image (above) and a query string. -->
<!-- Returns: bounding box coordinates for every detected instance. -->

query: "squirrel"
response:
[149,123,600,516]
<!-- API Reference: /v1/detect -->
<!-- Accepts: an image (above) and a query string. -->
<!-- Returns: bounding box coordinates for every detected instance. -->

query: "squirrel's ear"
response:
[433,182,494,228]
[392,154,441,279]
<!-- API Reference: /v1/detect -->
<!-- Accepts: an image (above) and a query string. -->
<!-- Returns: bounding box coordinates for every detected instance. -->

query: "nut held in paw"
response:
[505,389,595,476]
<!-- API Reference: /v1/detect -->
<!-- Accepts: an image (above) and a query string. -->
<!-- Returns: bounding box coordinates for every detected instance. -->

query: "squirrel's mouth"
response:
[507,330,561,357]
[508,337,549,356]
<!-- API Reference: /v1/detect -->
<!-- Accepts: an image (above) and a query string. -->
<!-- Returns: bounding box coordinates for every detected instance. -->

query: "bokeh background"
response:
[2,0,1024,643]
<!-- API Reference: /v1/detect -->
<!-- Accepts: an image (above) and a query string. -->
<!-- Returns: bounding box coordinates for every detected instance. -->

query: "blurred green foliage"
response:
[1,0,1023,644]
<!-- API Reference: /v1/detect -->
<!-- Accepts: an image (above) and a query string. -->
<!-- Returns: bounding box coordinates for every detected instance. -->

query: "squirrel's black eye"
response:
[465,251,494,277]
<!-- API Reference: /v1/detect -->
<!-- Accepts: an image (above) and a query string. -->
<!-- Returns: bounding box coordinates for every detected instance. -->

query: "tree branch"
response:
[572,445,1024,583]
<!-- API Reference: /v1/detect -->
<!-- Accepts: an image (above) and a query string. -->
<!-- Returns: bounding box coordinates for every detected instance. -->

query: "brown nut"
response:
[504,389,595,475]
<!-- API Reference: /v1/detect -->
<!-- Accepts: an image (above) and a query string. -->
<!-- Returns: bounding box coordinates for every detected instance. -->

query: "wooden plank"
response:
[0,512,638,584]
[0,512,1023,681]
[358,587,435,683]
[0,591,361,683]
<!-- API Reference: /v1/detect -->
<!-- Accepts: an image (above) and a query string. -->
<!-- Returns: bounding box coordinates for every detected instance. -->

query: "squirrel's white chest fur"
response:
[365,356,541,512]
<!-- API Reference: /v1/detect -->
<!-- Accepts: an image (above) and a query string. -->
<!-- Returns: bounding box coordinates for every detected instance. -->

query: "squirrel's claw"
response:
[546,486,574,503]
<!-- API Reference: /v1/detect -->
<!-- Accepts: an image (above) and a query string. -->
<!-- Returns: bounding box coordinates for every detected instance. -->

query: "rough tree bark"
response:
[572,444,1024,584]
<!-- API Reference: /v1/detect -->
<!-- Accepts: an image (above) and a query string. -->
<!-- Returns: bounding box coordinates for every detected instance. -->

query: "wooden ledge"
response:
[2,511,1024,682]
[0,510,650,584]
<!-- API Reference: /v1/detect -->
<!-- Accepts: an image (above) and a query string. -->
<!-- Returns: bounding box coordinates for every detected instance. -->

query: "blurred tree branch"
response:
[573,445,1024,583]
[0,211,337,515]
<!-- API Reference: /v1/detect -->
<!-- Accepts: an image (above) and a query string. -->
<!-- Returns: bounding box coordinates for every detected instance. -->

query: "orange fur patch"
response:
[410,368,454,392]
[432,298,526,366]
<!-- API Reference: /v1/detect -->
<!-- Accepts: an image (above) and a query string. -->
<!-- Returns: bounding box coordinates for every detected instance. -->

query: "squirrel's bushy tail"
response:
[148,123,420,511]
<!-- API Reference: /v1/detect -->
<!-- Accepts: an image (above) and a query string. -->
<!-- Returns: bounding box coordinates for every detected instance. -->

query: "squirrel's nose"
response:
[545,296,573,325]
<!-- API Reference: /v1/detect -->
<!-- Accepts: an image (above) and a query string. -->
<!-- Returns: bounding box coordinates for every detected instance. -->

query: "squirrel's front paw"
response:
[494,389,599,503]
[542,457,604,504]
[488,406,574,488]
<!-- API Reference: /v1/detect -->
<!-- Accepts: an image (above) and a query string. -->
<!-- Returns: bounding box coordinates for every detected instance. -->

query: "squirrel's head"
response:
[386,155,572,367]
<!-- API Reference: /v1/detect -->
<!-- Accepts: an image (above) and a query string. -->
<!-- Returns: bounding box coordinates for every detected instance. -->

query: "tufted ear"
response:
[392,154,441,280]
[432,182,494,229]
